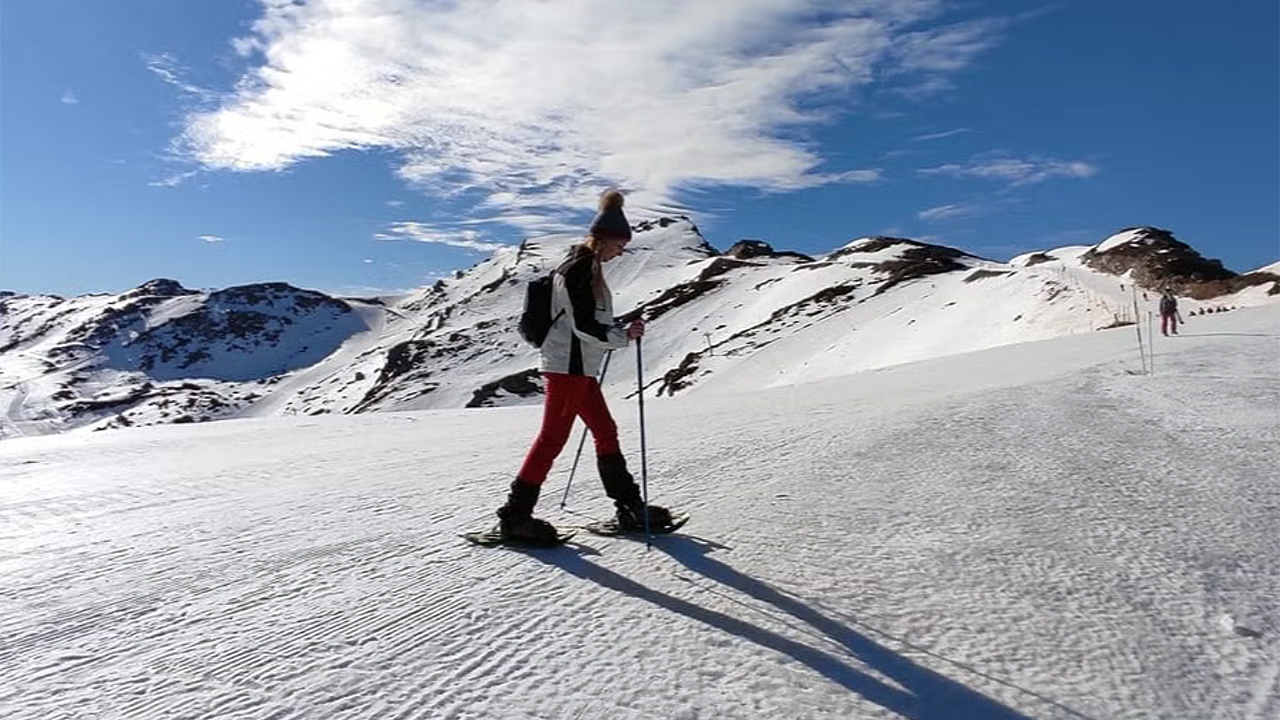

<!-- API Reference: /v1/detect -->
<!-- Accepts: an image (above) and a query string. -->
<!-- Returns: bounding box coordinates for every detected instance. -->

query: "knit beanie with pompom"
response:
[588,189,631,240]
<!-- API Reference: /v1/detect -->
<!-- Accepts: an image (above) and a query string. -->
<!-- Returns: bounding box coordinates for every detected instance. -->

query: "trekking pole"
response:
[560,351,613,508]
[1148,311,1155,376]
[1132,285,1147,375]
[636,337,651,546]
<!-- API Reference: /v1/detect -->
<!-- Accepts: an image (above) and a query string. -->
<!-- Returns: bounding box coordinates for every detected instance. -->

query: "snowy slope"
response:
[2,224,1277,435]
[2,306,1277,719]
[1254,260,1280,276]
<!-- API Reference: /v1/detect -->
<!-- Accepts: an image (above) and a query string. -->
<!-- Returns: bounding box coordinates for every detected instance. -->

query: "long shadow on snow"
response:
[1173,332,1278,338]
[533,537,1035,720]
[661,536,1096,719]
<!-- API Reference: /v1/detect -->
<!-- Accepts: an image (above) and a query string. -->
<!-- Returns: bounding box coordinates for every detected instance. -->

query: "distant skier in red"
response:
[1159,289,1183,336]
[494,189,672,543]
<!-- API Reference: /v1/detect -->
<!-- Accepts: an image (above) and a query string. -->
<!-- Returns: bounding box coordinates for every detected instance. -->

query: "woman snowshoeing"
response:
[495,188,672,542]
[1159,289,1184,336]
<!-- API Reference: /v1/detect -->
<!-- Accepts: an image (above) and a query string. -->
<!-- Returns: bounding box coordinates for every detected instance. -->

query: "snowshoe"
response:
[500,516,562,543]
[585,509,690,537]
[464,521,576,548]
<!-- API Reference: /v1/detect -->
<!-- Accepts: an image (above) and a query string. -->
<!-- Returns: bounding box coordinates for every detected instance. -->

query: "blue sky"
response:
[2,0,1276,297]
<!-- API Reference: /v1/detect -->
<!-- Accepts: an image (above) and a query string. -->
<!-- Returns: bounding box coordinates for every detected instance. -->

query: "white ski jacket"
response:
[541,247,630,376]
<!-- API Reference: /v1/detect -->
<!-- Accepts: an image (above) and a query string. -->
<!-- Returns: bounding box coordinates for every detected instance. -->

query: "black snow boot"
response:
[597,453,673,531]
[496,479,559,543]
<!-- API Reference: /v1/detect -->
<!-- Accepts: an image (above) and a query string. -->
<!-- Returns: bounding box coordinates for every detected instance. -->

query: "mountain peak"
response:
[632,215,719,258]
[1091,226,1182,254]
[122,278,196,300]
[1082,226,1263,297]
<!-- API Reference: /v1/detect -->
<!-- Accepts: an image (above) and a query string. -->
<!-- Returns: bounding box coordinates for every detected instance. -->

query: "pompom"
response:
[598,188,625,212]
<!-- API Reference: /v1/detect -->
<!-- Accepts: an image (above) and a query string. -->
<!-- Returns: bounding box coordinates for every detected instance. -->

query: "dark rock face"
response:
[827,236,919,262]
[726,240,814,263]
[659,352,702,396]
[698,257,757,281]
[827,238,970,296]
[633,215,698,235]
[352,340,439,412]
[872,246,968,296]
[964,269,1015,283]
[634,280,725,323]
[467,368,544,407]
[727,240,773,259]
[1083,227,1279,298]
[1193,271,1280,298]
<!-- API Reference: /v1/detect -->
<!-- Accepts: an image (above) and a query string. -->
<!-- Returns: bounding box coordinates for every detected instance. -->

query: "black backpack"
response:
[518,273,565,347]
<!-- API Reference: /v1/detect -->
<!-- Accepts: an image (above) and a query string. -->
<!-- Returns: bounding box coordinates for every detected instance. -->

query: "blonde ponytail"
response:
[582,235,610,300]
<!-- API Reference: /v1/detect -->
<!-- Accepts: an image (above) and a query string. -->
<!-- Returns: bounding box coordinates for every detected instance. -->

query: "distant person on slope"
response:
[494,189,672,543]
[1159,289,1183,336]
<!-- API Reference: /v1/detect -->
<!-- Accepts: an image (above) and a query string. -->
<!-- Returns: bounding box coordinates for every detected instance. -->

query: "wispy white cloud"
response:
[375,221,508,252]
[891,20,1004,74]
[61,90,79,105]
[457,213,580,236]
[829,168,884,184]
[197,234,225,243]
[175,0,1003,233]
[144,54,220,187]
[913,127,969,142]
[145,53,215,101]
[917,202,979,221]
[887,18,1006,97]
[919,153,1098,185]
[150,169,201,188]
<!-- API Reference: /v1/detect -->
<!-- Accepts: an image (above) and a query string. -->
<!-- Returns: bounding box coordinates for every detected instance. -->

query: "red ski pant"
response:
[518,373,619,486]
[1161,312,1178,335]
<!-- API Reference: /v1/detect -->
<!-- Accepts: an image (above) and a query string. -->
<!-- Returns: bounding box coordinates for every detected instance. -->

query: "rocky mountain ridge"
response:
[2,222,1276,436]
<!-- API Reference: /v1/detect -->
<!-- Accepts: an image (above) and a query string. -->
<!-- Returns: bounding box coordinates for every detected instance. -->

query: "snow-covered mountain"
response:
[0,281,374,434]
[2,222,1276,435]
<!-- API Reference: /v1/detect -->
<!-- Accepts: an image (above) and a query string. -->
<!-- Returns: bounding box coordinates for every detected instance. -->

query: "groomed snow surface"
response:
[3,306,1278,720]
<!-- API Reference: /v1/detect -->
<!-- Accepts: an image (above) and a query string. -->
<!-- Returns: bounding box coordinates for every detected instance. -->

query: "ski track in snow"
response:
[1,308,1277,719]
